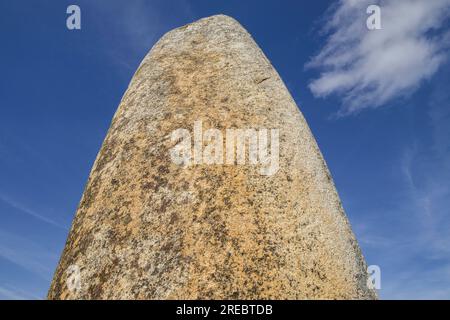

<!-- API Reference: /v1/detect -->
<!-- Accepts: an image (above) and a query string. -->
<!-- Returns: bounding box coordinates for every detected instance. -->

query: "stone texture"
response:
[48,15,376,299]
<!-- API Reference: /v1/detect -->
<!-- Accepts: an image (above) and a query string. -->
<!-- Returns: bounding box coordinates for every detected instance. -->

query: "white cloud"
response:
[88,0,194,74]
[0,285,41,300]
[0,286,29,300]
[354,76,450,299]
[0,193,66,229]
[0,229,58,281]
[307,0,450,115]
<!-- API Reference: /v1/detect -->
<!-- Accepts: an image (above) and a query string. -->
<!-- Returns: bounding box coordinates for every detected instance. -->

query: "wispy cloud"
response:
[353,69,450,299]
[0,193,66,230]
[381,263,450,299]
[88,0,195,74]
[401,146,450,254]
[0,286,29,300]
[405,79,450,257]
[0,229,58,281]
[0,285,41,300]
[307,0,450,115]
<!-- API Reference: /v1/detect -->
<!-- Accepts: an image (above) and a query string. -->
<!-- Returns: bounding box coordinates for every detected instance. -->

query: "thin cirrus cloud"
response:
[0,285,42,300]
[306,0,450,115]
[89,0,194,74]
[0,229,58,281]
[353,77,450,299]
[0,193,66,230]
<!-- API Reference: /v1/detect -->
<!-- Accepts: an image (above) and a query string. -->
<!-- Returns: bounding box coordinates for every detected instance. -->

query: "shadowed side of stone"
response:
[48,14,377,299]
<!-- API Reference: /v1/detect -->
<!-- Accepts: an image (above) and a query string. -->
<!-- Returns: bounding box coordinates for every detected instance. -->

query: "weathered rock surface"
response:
[48,15,376,299]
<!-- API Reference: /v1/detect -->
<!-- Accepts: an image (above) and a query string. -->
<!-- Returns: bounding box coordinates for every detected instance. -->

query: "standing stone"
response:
[48,15,376,299]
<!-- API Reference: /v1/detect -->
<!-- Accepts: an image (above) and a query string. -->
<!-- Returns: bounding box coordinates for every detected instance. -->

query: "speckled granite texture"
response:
[48,15,377,300]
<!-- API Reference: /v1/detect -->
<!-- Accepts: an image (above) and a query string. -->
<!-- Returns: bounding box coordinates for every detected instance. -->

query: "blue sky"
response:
[1,0,449,299]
